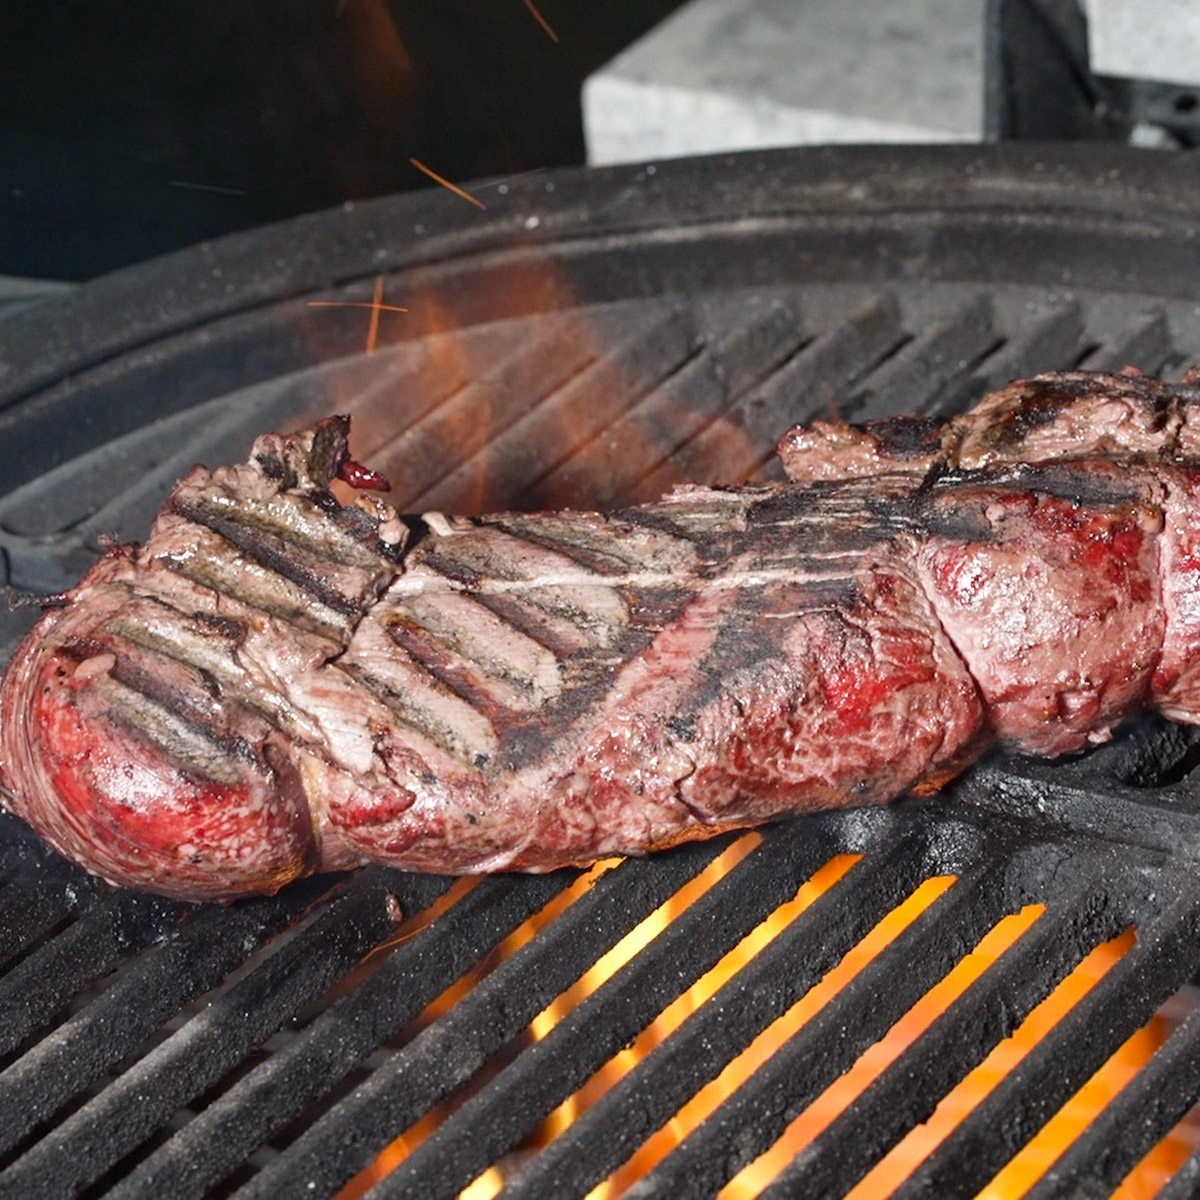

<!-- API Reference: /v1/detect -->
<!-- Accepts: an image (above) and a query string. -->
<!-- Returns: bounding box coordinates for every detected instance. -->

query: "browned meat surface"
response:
[3,370,1200,900]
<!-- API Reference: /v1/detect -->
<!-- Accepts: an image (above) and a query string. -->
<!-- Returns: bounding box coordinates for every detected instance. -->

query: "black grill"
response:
[4,143,1200,1197]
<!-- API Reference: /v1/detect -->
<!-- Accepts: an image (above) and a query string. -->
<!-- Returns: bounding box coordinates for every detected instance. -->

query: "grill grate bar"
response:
[1078,309,1172,373]
[848,294,999,423]
[0,889,182,1059]
[0,874,338,1165]
[957,302,1086,409]
[371,823,903,1200]
[343,322,525,463]
[232,840,737,1200]
[109,870,580,1200]
[758,873,1138,1199]
[501,832,930,1200]
[1028,1004,1200,1198]
[893,884,1200,1199]
[418,299,695,514]
[647,291,904,491]
[0,869,448,1199]
[0,863,97,973]
[628,854,1014,1199]
[537,292,806,511]
[1160,1132,1200,1198]
[375,311,599,510]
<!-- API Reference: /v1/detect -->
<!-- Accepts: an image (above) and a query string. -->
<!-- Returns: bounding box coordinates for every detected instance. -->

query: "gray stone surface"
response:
[584,0,985,165]
[1085,0,1200,87]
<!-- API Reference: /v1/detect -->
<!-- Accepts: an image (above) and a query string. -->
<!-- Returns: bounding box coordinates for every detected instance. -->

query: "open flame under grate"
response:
[5,144,1200,1197]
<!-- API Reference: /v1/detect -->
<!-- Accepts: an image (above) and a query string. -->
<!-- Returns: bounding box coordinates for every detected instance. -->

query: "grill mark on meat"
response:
[99,599,306,738]
[935,462,1148,507]
[338,661,491,765]
[169,499,360,616]
[413,548,486,589]
[59,636,261,772]
[384,613,532,718]
[157,528,351,641]
[498,513,699,579]
[490,518,643,576]
[54,641,254,789]
[470,591,591,658]
[857,414,946,459]
[95,677,250,787]
[340,618,500,764]
[174,487,394,570]
[385,593,562,706]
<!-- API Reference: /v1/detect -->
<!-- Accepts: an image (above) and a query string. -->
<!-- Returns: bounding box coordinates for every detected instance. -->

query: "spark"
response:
[523,0,560,43]
[307,275,406,356]
[167,179,248,196]
[408,157,487,210]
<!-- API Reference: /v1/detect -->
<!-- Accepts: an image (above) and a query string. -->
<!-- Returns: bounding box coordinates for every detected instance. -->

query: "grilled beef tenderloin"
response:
[3,373,1200,900]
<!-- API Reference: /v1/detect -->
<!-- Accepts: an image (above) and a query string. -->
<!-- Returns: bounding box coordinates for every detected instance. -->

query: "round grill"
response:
[3,143,1200,1198]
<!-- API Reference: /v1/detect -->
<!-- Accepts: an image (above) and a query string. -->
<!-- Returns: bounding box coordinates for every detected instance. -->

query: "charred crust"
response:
[328,503,407,562]
[666,713,698,743]
[60,636,262,771]
[981,374,1172,449]
[490,518,632,576]
[169,496,359,616]
[192,611,246,643]
[860,414,945,457]
[385,616,510,720]
[418,549,483,589]
[307,416,353,489]
[307,489,340,513]
[402,514,433,553]
[254,450,288,481]
[471,592,582,659]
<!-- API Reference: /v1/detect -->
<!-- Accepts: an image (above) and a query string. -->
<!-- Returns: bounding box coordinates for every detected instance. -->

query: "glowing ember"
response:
[409,157,488,210]
[523,0,560,44]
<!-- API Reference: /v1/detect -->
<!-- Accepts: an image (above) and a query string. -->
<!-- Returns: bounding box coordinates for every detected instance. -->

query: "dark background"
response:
[0,1,687,280]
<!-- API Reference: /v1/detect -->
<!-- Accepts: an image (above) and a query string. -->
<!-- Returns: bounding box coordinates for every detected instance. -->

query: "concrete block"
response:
[1085,0,1200,88]
[584,0,986,166]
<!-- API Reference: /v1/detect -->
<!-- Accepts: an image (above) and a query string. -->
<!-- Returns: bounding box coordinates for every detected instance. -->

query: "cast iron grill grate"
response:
[3,144,1200,1196]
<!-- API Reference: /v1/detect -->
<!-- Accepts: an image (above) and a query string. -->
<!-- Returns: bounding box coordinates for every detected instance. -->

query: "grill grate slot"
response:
[418,299,696,514]
[847,293,1000,423]
[502,835,922,1200]
[105,871,581,1200]
[533,291,806,510]
[894,886,1200,1199]
[630,855,1009,1199]
[0,862,98,974]
[369,826,893,1200]
[1027,1001,1200,1198]
[957,302,1086,408]
[650,290,905,491]
[1077,309,1173,374]
[0,889,182,1064]
[757,881,1133,1199]
[230,842,735,1199]
[0,876,339,1168]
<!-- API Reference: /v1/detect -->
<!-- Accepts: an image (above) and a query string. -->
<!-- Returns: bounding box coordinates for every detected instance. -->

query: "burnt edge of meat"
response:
[859,413,946,457]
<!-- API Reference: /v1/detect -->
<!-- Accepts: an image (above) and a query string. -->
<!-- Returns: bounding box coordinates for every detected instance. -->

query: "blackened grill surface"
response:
[4,144,1200,1196]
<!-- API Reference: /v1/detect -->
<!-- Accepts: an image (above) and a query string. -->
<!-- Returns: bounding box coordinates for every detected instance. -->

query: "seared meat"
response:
[2,371,1199,900]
